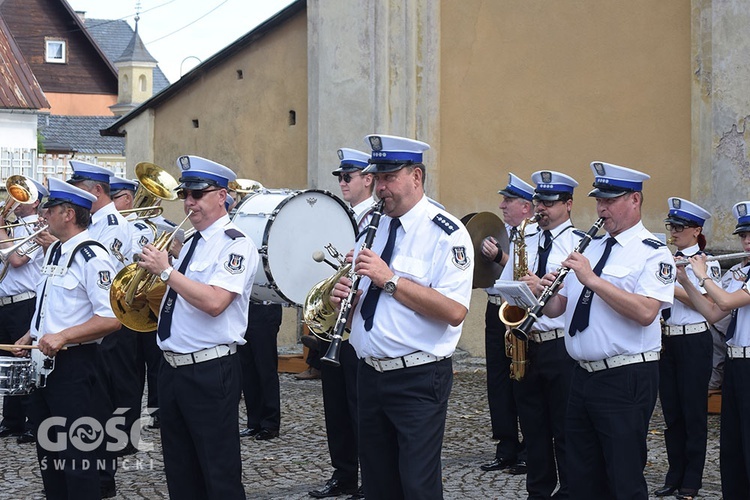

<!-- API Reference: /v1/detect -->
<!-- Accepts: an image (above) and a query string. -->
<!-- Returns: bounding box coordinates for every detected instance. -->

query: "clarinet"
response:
[321,199,386,366]
[511,218,605,341]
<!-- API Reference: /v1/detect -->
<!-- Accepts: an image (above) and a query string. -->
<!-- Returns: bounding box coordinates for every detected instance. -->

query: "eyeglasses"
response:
[665,223,687,233]
[176,188,220,200]
[532,200,560,208]
[112,192,131,200]
[337,173,360,183]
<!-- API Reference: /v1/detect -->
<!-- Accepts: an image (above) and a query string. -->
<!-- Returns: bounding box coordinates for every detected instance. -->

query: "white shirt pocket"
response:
[392,255,430,286]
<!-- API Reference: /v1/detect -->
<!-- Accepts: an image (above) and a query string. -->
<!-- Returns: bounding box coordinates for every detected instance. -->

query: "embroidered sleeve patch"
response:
[452,246,471,270]
[97,270,112,289]
[224,253,246,274]
[657,262,676,284]
[138,235,149,248]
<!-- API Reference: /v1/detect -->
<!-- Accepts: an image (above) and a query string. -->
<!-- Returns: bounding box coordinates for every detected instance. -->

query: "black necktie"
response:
[726,272,750,341]
[661,251,685,322]
[536,230,552,278]
[34,243,63,331]
[360,218,401,331]
[158,232,201,341]
[569,237,617,336]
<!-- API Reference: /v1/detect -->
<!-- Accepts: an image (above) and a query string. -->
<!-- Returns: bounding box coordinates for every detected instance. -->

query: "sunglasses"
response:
[176,188,220,200]
[337,173,360,183]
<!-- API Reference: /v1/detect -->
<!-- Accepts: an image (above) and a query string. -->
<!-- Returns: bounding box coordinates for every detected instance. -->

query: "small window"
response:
[45,39,67,64]
[236,70,244,80]
[139,75,147,92]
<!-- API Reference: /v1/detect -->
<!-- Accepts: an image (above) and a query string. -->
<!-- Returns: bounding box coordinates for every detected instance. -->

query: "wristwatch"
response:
[159,266,174,282]
[384,275,400,296]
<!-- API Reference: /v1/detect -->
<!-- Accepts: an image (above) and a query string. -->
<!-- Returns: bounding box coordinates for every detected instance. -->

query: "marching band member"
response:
[16,177,120,500]
[540,162,675,498]
[137,155,256,499]
[109,175,163,430]
[0,177,48,445]
[333,134,474,499]
[677,201,750,499]
[307,147,375,499]
[655,198,718,500]
[514,171,580,498]
[479,173,533,474]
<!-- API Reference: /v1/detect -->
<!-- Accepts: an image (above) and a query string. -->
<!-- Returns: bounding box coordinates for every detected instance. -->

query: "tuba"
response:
[118,162,180,223]
[498,214,539,381]
[109,211,194,332]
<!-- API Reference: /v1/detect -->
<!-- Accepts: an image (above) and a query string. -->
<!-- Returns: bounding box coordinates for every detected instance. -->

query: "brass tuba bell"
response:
[118,162,180,220]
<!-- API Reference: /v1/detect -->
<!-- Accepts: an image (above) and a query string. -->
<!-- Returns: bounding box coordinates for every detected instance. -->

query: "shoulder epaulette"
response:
[79,246,97,262]
[134,222,148,231]
[432,214,458,235]
[642,238,665,248]
[224,228,245,240]
[107,214,119,226]
[69,241,108,267]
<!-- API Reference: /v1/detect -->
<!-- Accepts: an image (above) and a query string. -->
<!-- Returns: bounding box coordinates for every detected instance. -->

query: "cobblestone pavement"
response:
[0,352,722,499]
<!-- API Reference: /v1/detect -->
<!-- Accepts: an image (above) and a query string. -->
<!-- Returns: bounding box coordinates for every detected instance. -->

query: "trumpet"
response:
[0,223,50,263]
[109,211,194,332]
[0,176,39,224]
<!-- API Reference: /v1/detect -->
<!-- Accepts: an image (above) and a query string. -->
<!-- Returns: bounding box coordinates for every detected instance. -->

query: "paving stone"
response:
[0,352,722,499]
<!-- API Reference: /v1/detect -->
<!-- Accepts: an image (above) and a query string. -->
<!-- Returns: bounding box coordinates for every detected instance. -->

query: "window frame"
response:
[45,38,67,64]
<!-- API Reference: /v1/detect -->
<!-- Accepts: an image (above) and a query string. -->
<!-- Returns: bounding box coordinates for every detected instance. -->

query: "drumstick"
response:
[0,344,67,352]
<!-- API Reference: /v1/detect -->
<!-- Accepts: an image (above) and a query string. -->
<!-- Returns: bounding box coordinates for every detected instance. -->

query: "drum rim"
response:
[233,188,357,306]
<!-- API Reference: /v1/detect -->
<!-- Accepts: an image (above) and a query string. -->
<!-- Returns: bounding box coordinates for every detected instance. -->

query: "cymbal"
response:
[462,212,508,288]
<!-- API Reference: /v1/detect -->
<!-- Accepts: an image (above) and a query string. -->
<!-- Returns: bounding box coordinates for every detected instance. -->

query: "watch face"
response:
[384,281,396,294]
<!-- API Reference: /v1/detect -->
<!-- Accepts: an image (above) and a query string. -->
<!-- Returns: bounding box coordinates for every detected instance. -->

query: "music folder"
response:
[493,280,539,311]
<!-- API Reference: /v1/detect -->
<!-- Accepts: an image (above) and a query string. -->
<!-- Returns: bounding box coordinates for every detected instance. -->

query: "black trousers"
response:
[720,357,750,498]
[239,302,282,431]
[659,330,712,490]
[485,301,524,460]
[515,337,575,499]
[159,352,245,500]
[0,297,36,431]
[358,357,452,500]
[566,361,658,499]
[321,340,359,484]
[98,327,141,435]
[27,344,101,500]
[136,330,161,417]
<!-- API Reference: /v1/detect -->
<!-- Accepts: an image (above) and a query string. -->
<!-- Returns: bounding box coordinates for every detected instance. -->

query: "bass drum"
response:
[232,188,357,306]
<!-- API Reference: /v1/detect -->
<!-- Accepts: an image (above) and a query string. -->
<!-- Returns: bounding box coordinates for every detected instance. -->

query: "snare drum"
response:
[0,358,34,395]
[232,189,357,306]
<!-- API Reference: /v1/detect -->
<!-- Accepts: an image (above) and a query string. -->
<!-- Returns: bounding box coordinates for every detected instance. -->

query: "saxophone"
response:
[499,214,539,381]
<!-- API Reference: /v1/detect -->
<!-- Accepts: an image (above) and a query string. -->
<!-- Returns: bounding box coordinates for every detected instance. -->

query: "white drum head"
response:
[233,189,356,306]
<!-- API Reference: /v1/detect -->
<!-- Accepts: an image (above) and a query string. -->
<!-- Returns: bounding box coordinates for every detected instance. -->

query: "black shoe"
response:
[0,424,22,438]
[480,457,515,471]
[100,483,116,499]
[309,478,358,498]
[654,485,678,497]
[676,488,698,500]
[301,335,321,350]
[16,430,35,444]
[255,429,279,441]
[346,485,365,499]
[240,427,261,438]
[507,460,527,475]
[147,415,160,429]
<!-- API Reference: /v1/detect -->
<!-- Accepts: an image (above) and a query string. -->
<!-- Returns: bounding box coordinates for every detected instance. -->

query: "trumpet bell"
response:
[229,179,263,194]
